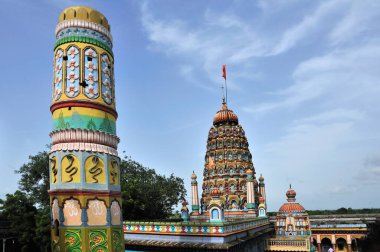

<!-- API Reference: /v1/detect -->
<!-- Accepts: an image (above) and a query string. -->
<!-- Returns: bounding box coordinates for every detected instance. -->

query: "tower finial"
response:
[220,85,225,104]
[290,184,292,189]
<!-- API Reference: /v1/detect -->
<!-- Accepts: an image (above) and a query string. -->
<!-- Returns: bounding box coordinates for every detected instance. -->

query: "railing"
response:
[123,217,270,235]
[311,223,366,228]
[266,238,310,251]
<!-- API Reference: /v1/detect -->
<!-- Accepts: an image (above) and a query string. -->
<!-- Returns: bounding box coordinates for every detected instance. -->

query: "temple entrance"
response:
[321,237,332,252]
[336,238,348,252]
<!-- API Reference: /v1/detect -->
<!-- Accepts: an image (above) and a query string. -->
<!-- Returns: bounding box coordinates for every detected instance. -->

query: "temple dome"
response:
[279,185,305,213]
[279,203,305,213]
[59,6,110,31]
[213,99,238,126]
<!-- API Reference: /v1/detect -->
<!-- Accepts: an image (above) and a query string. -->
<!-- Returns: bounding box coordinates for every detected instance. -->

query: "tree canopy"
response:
[120,156,186,220]
[0,151,186,251]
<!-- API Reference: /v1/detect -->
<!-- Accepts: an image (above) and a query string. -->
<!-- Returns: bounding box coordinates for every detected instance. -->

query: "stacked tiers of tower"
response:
[191,98,267,219]
[48,7,123,251]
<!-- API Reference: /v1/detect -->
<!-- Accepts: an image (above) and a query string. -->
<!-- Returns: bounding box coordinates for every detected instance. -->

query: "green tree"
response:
[120,157,186,220]
[0,191,38,251]
[16,151,50,207]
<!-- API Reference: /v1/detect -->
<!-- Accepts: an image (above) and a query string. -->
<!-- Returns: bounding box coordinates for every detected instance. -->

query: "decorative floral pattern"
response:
[66,46,80,97]
[89,229,108,252]
[112,229,123,252]
[53,49,63,100]
[101,54,113,104]
[65,229,82,251]
[84,48,99,99]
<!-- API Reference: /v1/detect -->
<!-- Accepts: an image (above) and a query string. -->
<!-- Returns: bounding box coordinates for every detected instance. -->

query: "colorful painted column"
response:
[259,174,266,209]
[191,172,200,215]
[246,169,256,214]
[48,6,123,252]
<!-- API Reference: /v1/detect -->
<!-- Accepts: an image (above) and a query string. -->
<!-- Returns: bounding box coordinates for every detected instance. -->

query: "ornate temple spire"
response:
[200,97,263,216]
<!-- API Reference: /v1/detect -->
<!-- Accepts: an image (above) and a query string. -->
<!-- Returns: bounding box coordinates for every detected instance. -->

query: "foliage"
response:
[306,207,380,215]
[0,190,39,251]
[120,156,186,220]
[15,151,50,207]
[357,221,380,251]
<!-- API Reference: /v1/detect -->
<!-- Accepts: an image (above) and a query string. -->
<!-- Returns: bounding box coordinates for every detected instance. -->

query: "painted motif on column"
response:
[110,201,121,225]
[63,199,82,226]
[85,156,105,184]
[61,154,80,183]
[89,229,108,252]
[52,108,116,134]
[53,49,63,101]
[112,229,123,252]
[87,199,107,226]
[101,54,112,104]
[108,159,119,185]
[84,48,99,99]
[65,229,82,251]
[65,46,80,97]
[50,156,58,184]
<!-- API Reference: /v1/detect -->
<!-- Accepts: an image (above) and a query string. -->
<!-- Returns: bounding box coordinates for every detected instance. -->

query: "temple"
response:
[191,97,267,220]
[48,6,123,251]
[124,98,273,251]
[266,186,313,251]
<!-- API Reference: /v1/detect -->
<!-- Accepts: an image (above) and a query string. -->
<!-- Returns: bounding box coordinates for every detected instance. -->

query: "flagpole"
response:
[225,78,228,105]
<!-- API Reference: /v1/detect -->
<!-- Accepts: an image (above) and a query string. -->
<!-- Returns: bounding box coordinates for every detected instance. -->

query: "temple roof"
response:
[59,6,110,31]
[213,99,239,126]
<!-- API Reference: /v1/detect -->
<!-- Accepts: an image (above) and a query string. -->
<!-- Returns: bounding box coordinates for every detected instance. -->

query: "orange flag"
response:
[222,64,226,80]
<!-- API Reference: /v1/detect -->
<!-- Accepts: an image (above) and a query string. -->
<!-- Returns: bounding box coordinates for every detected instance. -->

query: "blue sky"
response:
[0,0,379,211]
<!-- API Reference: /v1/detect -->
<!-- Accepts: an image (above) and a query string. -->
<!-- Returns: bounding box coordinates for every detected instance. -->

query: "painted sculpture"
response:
[49,6,123,252]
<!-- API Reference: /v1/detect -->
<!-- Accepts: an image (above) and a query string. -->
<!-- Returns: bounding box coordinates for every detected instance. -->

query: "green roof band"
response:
[55,36,113,56]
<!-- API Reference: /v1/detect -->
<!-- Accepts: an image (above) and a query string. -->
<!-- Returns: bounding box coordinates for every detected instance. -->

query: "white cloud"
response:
[245,42,380,114]
[140,1,350,90]
[271,0,346,55]
[329,1,380,45]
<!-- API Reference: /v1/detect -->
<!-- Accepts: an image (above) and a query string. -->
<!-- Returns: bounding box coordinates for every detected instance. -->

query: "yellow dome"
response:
[59,6,110,31]
[191,172,197,179]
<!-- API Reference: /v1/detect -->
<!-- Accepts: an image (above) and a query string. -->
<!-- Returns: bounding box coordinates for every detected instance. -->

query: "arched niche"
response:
[65,45,80,98]
[85,155,105,184]
[108,158,119,185]
[110,200,121,225]
[87,199,107,226]
[61,154,80,183]
[51,198,60,224]
[63,199,82,226]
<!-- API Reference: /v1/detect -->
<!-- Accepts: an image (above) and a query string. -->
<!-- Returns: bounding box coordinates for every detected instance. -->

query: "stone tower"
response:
[48,6,123,251]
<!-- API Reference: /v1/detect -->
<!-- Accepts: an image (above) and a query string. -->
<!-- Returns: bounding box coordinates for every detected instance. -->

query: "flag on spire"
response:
[222,64,226,80]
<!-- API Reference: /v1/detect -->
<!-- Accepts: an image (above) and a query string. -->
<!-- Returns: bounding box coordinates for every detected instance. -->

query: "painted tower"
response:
[48,7,123,252]
[200,98,265,217]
